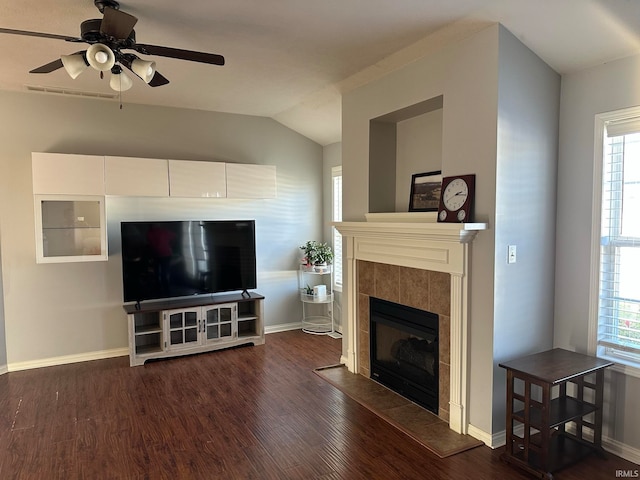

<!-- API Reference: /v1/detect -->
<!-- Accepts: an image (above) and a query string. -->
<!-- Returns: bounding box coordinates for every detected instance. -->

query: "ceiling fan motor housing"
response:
[94,0,120,14]
[80,19,135,46]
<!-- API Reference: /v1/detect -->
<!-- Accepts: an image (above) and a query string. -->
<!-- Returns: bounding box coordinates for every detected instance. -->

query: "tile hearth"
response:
[314,364,483,458]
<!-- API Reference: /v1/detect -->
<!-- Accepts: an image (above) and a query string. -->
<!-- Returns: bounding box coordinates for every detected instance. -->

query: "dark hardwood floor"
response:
[0,330,637,479]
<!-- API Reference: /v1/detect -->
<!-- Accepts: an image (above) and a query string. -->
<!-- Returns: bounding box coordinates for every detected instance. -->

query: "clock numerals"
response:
[443,179,469,211]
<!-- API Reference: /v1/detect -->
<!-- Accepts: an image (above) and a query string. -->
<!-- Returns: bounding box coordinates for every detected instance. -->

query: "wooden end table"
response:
[499,348,613,479]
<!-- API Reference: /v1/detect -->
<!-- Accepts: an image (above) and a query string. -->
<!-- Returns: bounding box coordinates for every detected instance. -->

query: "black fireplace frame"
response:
[369,297,439,414]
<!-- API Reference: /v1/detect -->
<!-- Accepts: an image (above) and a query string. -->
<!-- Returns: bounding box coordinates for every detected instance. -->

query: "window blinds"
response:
[332,167,343,288]
[598,130,640,358]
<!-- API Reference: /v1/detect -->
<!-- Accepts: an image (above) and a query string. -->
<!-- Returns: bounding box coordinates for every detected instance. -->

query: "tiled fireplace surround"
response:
[335,216,485,435]
[357,261,452,422]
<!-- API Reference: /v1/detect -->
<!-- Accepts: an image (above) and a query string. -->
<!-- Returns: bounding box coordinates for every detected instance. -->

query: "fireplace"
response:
[334,215,486,434]
[370,297,439,413]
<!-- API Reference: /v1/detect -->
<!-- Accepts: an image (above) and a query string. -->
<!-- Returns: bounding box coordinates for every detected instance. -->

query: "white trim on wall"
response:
[265,322,303,334]
[8,347,128,372]
[589,107,640,379]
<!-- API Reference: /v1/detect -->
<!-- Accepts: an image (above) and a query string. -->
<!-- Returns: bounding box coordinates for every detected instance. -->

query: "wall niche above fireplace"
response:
[369,94,443,214]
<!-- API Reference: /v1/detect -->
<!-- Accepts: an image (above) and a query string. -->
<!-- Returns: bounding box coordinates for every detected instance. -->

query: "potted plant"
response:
[300,241,333,271]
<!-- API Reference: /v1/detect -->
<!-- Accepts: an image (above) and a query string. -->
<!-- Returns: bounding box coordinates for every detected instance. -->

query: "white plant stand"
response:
[299,264,335,335]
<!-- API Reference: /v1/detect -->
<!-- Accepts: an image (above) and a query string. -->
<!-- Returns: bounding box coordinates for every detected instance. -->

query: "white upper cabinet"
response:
[32,153,105,195]
[226,164,277,198]
[32,153,275,200]
[168,160,227,198]
[105,156,169,196]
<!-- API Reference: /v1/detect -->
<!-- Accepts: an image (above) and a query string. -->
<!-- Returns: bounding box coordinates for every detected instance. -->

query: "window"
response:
[591,109,640,374]
[332,166,343,291]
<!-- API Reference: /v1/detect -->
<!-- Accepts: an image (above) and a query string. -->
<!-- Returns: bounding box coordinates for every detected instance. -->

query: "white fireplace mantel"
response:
[334,215,487,435]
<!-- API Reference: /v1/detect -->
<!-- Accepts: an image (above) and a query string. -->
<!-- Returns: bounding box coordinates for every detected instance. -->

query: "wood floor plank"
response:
[0,330,637,479]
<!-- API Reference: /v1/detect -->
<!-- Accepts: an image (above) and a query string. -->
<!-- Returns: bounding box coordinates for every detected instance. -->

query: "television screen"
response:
[120,220,257,303]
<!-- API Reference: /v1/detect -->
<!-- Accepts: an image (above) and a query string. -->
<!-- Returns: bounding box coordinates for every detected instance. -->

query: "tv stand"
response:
[125,292,265,366]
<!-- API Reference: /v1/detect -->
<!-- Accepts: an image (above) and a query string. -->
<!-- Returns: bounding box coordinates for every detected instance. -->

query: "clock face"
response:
[442,178,469,211]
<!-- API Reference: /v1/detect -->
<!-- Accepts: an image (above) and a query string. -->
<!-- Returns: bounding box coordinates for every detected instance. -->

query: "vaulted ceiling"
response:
[1,0,640,145]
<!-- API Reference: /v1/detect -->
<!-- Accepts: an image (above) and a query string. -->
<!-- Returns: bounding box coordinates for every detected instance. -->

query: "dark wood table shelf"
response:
[514,396,598,430]
[499,348,613,479]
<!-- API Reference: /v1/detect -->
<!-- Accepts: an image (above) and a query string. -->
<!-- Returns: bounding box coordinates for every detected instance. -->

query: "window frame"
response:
[589,107,640,378]
[332,166,343,292]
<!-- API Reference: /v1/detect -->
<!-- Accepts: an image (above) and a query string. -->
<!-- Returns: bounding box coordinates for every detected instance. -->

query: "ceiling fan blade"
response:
[0,27,81,42]
[148,71,170,87]
[100,7,138,40]
[29,58,64,74]
[134,44,225,66]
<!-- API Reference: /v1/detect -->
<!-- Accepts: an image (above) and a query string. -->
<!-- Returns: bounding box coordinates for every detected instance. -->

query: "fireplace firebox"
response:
[370,297,439,414]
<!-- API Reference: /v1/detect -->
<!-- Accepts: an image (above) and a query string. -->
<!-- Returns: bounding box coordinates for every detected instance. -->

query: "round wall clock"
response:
[437,174,476,223]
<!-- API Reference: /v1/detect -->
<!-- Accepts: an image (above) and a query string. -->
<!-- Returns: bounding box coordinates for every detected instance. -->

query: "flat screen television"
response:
[120,220,257,303]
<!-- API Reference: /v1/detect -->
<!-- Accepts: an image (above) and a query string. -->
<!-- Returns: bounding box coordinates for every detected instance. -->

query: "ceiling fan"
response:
[0,0,225,91]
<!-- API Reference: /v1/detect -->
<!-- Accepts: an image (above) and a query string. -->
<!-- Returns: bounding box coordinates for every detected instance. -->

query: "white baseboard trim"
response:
[0,364,8,375]
[470,424,530,449]
[489,426,640,464]
[467,424,493,446]
[602,435,640,465]
[8,348,129,372]
[265,322,303,334]
[6,323,313,372]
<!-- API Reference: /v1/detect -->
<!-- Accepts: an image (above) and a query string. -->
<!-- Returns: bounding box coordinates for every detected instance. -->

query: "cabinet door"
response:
[34,194,107,263]
[105,156,169,196]
[226,164,276,198]
[202,304,236,343]
[32,152,105,195]
[168,160,227,198]
[165,308,201,350]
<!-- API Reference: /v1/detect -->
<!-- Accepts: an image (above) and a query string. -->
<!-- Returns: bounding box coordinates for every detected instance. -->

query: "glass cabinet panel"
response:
[167,310,200,349]
[34,195,107,263]
[205,305,235,342]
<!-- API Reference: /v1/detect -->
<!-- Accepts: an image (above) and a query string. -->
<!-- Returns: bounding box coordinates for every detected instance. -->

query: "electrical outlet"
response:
[508,245,517,264]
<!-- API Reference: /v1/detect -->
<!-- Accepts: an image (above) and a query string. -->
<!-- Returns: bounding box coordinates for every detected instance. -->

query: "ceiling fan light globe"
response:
[86,43,116,71]
[61,53,89,79]
[131,59,156,83]
[110,69,133,92]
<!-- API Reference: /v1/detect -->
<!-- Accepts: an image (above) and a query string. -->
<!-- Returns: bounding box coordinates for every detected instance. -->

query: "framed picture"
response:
[409,171,442,212]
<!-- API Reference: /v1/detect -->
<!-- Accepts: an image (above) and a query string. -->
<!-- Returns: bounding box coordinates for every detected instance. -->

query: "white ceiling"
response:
[1,0,640,146]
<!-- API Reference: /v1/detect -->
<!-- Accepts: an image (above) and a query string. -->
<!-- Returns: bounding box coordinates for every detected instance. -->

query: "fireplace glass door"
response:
[370,297,439,413]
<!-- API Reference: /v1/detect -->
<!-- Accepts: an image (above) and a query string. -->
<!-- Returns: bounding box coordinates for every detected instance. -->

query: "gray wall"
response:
[395,110,443,211]
[0,90,323,367]
[555,53,640,450]
[491,26,560,431]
